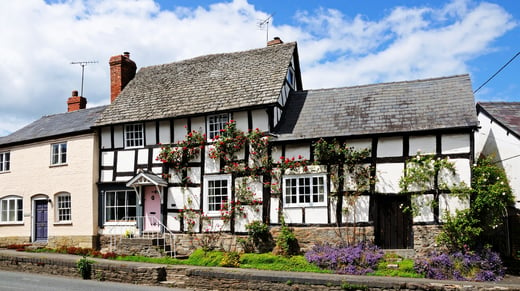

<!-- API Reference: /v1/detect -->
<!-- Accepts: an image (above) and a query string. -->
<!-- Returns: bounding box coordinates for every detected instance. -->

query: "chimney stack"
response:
[109,51,137,103]
[267,37,283,46]
[67,90,87,112]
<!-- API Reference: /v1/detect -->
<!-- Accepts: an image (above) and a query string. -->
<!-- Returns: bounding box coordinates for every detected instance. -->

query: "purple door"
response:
[144,187,161,232]
[35,200,48,241]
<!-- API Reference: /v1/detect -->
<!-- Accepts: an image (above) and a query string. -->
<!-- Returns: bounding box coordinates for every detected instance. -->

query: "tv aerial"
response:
[257,13,275,42]
[70,60,98,97]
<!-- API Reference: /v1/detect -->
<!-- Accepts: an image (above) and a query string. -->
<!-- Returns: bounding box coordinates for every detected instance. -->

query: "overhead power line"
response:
[474,51,519,94]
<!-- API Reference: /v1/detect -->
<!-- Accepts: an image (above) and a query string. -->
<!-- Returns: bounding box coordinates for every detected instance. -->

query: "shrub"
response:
[414,248,505,281]
[273,219,300,257]
[77,255,93,279]
[305,241,384,275]
[240,221,274,253]
[220,251,241,267]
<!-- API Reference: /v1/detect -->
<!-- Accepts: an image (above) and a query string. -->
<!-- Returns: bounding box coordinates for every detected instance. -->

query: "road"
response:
[0,270,189,291]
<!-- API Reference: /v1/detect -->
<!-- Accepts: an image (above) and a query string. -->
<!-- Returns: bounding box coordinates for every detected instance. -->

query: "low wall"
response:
[0,250,518,291]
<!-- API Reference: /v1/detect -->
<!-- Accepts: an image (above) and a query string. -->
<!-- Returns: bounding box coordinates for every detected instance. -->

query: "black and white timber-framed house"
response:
[94,38,478,255]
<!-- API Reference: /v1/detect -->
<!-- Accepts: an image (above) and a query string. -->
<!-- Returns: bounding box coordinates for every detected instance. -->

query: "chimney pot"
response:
[267,37,283,46]
[67,90,87,112]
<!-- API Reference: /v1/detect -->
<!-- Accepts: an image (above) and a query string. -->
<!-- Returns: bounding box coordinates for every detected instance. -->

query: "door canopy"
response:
[126,171,167,204]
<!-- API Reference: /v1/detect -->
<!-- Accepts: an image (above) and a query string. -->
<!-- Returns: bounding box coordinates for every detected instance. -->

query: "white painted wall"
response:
[476,113,520,208]
[0,133,99,240]
[375,163,404,193]
[409,135,436,155]
[342,195,370,223]
[442,133,470,154]
[377,137,402,157]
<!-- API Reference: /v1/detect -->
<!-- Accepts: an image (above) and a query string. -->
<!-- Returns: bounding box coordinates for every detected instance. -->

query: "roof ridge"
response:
[301,74,470,92]
[139,42,297,70]
[39,105,107,119]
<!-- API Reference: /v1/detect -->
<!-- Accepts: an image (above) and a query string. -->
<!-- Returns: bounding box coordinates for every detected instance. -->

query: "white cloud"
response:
[0,0,516,135]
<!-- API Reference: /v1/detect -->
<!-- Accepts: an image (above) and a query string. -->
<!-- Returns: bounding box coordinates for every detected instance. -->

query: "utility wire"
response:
[474,51,519,94]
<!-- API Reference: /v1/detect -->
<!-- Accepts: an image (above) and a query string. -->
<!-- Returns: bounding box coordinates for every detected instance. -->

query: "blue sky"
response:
[0,0,518,136]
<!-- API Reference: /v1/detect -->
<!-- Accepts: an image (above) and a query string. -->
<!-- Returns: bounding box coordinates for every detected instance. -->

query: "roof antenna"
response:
[70,60,98,97]
[257,13,274,43]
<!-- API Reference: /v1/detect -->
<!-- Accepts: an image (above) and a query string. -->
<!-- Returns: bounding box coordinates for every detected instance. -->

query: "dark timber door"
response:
[375,195,411,249]
[34,200,48,241]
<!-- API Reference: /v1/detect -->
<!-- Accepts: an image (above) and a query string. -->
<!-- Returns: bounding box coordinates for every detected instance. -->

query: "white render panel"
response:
[345,139,372,153]
[271,145,282,162]
[344,164,371,191]
[234,206,262,232]
[285,143,310,160]
[329,199,337,224]
[101,170,113,182]
[274,107,282,128]
[283,208,302,224]
[152,147,161,163]
[188,167,201,184]
[343,195,370,223]
[236,177,263,200]
[440,158,471,187]
[115,176,132,182]
[101,127,111,149]
[191,116,205,134]
[166,213,181,231]
[151,167,162,174]
[173,118,188,143]
[439,194,470,222]
[442,133,470,154]
[117,150,135,172]
[375,163,404,193]
[270,197,279,224]
[377,137,403,157]
[167,187,201,210]
[409,136,436,155]
[234,111,248,132]
[137,149,148,165]
[204,145,220,173]
[203,217,229,232]
[158,120,171,144]
[305,207,328,224]
[413,194,435,223]
[252,109,269,132]
[169,169,182,184]
[145,122,156,146]
[101,151,114,167]
[114,125,124,148]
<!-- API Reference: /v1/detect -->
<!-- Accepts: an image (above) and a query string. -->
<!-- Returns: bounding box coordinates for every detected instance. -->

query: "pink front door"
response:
[144,186,161,232]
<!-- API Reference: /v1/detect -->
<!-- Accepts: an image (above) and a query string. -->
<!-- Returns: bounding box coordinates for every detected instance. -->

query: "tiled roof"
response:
[274,74,478,140]
[477,102,520,138]
[0,106,106,146]
[96,42,298,126]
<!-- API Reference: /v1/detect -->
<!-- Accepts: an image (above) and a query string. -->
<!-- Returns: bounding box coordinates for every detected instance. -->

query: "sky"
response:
[0,0,518,136]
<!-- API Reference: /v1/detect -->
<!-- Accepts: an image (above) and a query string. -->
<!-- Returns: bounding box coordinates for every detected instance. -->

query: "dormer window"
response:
[207,113,230,140]
[125,123,144,148]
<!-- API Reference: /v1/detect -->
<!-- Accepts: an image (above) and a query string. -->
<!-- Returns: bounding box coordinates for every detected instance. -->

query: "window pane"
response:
[16,199,23,221]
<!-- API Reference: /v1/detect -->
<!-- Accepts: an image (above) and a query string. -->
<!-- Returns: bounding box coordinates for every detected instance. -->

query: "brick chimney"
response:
[67,90,87,112]
[267,37,283,46]
[109,51,137,103]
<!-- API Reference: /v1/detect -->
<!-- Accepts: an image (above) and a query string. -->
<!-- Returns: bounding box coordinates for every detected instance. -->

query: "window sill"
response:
[0,171,10,174]
[49,163,68,168]
[54,222,72,226]
[283,204,327,208]
[0,222,24,226]
[104,221,136,226]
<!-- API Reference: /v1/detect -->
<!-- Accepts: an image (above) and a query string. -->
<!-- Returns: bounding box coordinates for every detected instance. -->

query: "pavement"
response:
[1,248,519,290]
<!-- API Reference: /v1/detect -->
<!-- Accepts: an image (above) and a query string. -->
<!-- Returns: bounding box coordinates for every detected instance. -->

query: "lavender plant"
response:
[414,247,505,281]
[305,241,384,275]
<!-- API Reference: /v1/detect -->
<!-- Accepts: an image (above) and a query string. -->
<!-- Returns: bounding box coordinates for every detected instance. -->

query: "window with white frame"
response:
[207,113,230,140]
[104,190,137,222]
[204,175,231,215]
[51,142,67,165]
[0,196,23,223]
[124,123,144,148]
[56,193,71,222]
[283,174,327,207]
[0,151,10,172]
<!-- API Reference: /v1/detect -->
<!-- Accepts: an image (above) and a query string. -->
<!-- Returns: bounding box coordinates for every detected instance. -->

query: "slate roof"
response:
[477,102,520,138]
[0,106,107,147]
[274,74,478,140]
[96,42,298,126]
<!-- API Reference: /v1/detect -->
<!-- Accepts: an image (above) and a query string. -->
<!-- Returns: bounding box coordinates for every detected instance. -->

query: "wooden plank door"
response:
[34,200,48,241]
[374,195,412,249]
